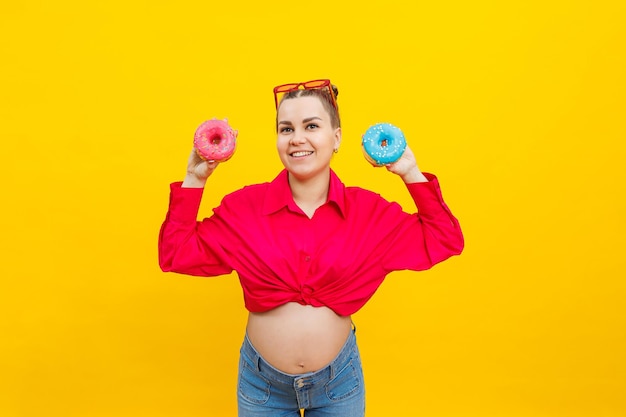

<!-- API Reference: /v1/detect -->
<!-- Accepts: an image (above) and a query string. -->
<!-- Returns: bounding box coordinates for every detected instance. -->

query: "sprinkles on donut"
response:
[361,122,407,166]
[193,118,238,162]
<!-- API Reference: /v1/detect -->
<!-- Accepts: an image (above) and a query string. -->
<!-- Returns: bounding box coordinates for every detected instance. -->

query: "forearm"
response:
[406,174,464,260]
[159,182,232,276]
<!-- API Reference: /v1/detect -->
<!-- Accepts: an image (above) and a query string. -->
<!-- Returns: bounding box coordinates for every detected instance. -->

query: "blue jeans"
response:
[237,327,365,416]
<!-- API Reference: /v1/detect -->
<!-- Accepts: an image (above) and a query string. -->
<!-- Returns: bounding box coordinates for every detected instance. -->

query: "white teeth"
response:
[291,151,313,157]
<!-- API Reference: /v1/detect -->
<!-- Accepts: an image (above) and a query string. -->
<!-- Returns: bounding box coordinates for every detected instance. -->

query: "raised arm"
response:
[378,145,464,271]
[158,149,233,277]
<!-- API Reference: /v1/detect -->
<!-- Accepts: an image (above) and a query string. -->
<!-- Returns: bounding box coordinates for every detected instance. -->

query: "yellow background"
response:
[1,1,625,416]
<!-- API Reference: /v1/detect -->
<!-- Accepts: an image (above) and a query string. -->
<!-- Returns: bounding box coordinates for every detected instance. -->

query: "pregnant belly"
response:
[245,302,353,375]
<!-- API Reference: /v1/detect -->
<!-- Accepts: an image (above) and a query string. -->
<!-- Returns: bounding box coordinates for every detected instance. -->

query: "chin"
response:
[290,166,328,181]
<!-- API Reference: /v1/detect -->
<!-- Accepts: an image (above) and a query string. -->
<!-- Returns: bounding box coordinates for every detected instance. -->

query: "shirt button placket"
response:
[298,252,312,280]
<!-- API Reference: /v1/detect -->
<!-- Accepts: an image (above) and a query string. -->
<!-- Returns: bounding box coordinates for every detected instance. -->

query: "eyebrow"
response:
[277,116,323,126]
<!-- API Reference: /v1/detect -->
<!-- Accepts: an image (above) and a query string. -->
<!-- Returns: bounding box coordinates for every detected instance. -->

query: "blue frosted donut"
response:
[361,123,407,166]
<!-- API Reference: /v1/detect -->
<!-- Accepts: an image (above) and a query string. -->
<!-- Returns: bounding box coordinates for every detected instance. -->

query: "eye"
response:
[306,123,319,130]
[279,126,293,133]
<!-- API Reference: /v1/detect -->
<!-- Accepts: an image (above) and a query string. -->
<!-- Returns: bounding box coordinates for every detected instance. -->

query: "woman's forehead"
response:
[278,96,328,119]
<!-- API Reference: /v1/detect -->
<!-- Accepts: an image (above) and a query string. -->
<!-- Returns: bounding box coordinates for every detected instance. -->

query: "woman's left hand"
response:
[384,145,429,183]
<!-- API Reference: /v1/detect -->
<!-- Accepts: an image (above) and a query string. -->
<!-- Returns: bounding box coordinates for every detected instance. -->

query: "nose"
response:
[290,129,307,145]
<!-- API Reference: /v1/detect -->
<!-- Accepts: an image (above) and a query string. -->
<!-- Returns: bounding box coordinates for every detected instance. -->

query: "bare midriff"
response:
[246,302,353,375]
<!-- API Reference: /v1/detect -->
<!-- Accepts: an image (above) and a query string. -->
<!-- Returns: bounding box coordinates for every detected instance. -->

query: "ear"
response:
[333,127,342,150]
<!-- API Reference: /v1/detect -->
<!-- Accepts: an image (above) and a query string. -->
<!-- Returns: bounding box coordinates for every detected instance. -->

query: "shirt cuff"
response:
[167,181,205,222]
[405,173,448,213]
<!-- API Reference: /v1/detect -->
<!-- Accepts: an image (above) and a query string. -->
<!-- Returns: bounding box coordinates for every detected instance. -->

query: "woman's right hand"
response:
[182,149,219,188]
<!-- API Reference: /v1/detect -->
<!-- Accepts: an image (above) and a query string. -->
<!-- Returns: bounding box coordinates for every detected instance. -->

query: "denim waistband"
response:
[241,326,357,386]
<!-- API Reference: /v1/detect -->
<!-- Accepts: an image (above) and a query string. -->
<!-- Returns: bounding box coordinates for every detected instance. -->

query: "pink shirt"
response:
[159,169,463,316]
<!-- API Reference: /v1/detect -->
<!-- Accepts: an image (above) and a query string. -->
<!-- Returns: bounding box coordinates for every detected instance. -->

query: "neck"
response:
[288,170,331,218]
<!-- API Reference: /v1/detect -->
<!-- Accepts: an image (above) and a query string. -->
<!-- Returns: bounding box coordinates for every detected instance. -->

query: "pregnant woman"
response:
[158,79,464,416]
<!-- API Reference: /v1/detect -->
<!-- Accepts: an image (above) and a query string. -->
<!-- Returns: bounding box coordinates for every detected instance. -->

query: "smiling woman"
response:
[158,79,464,416]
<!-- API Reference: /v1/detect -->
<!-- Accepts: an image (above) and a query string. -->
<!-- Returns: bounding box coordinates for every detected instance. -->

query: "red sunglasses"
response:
[273,79,337,109]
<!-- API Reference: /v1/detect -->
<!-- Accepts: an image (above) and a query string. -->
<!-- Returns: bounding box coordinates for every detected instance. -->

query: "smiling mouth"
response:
[290,151,314,157]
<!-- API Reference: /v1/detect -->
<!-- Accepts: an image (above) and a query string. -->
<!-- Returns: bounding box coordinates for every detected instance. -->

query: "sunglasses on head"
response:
[273,79,337,109]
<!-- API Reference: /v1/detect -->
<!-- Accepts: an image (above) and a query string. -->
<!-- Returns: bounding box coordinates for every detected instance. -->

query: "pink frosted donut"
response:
[193,118,238,162]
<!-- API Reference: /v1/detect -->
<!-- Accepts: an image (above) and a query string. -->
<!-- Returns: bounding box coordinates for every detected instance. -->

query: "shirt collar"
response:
[262,169,346,218]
